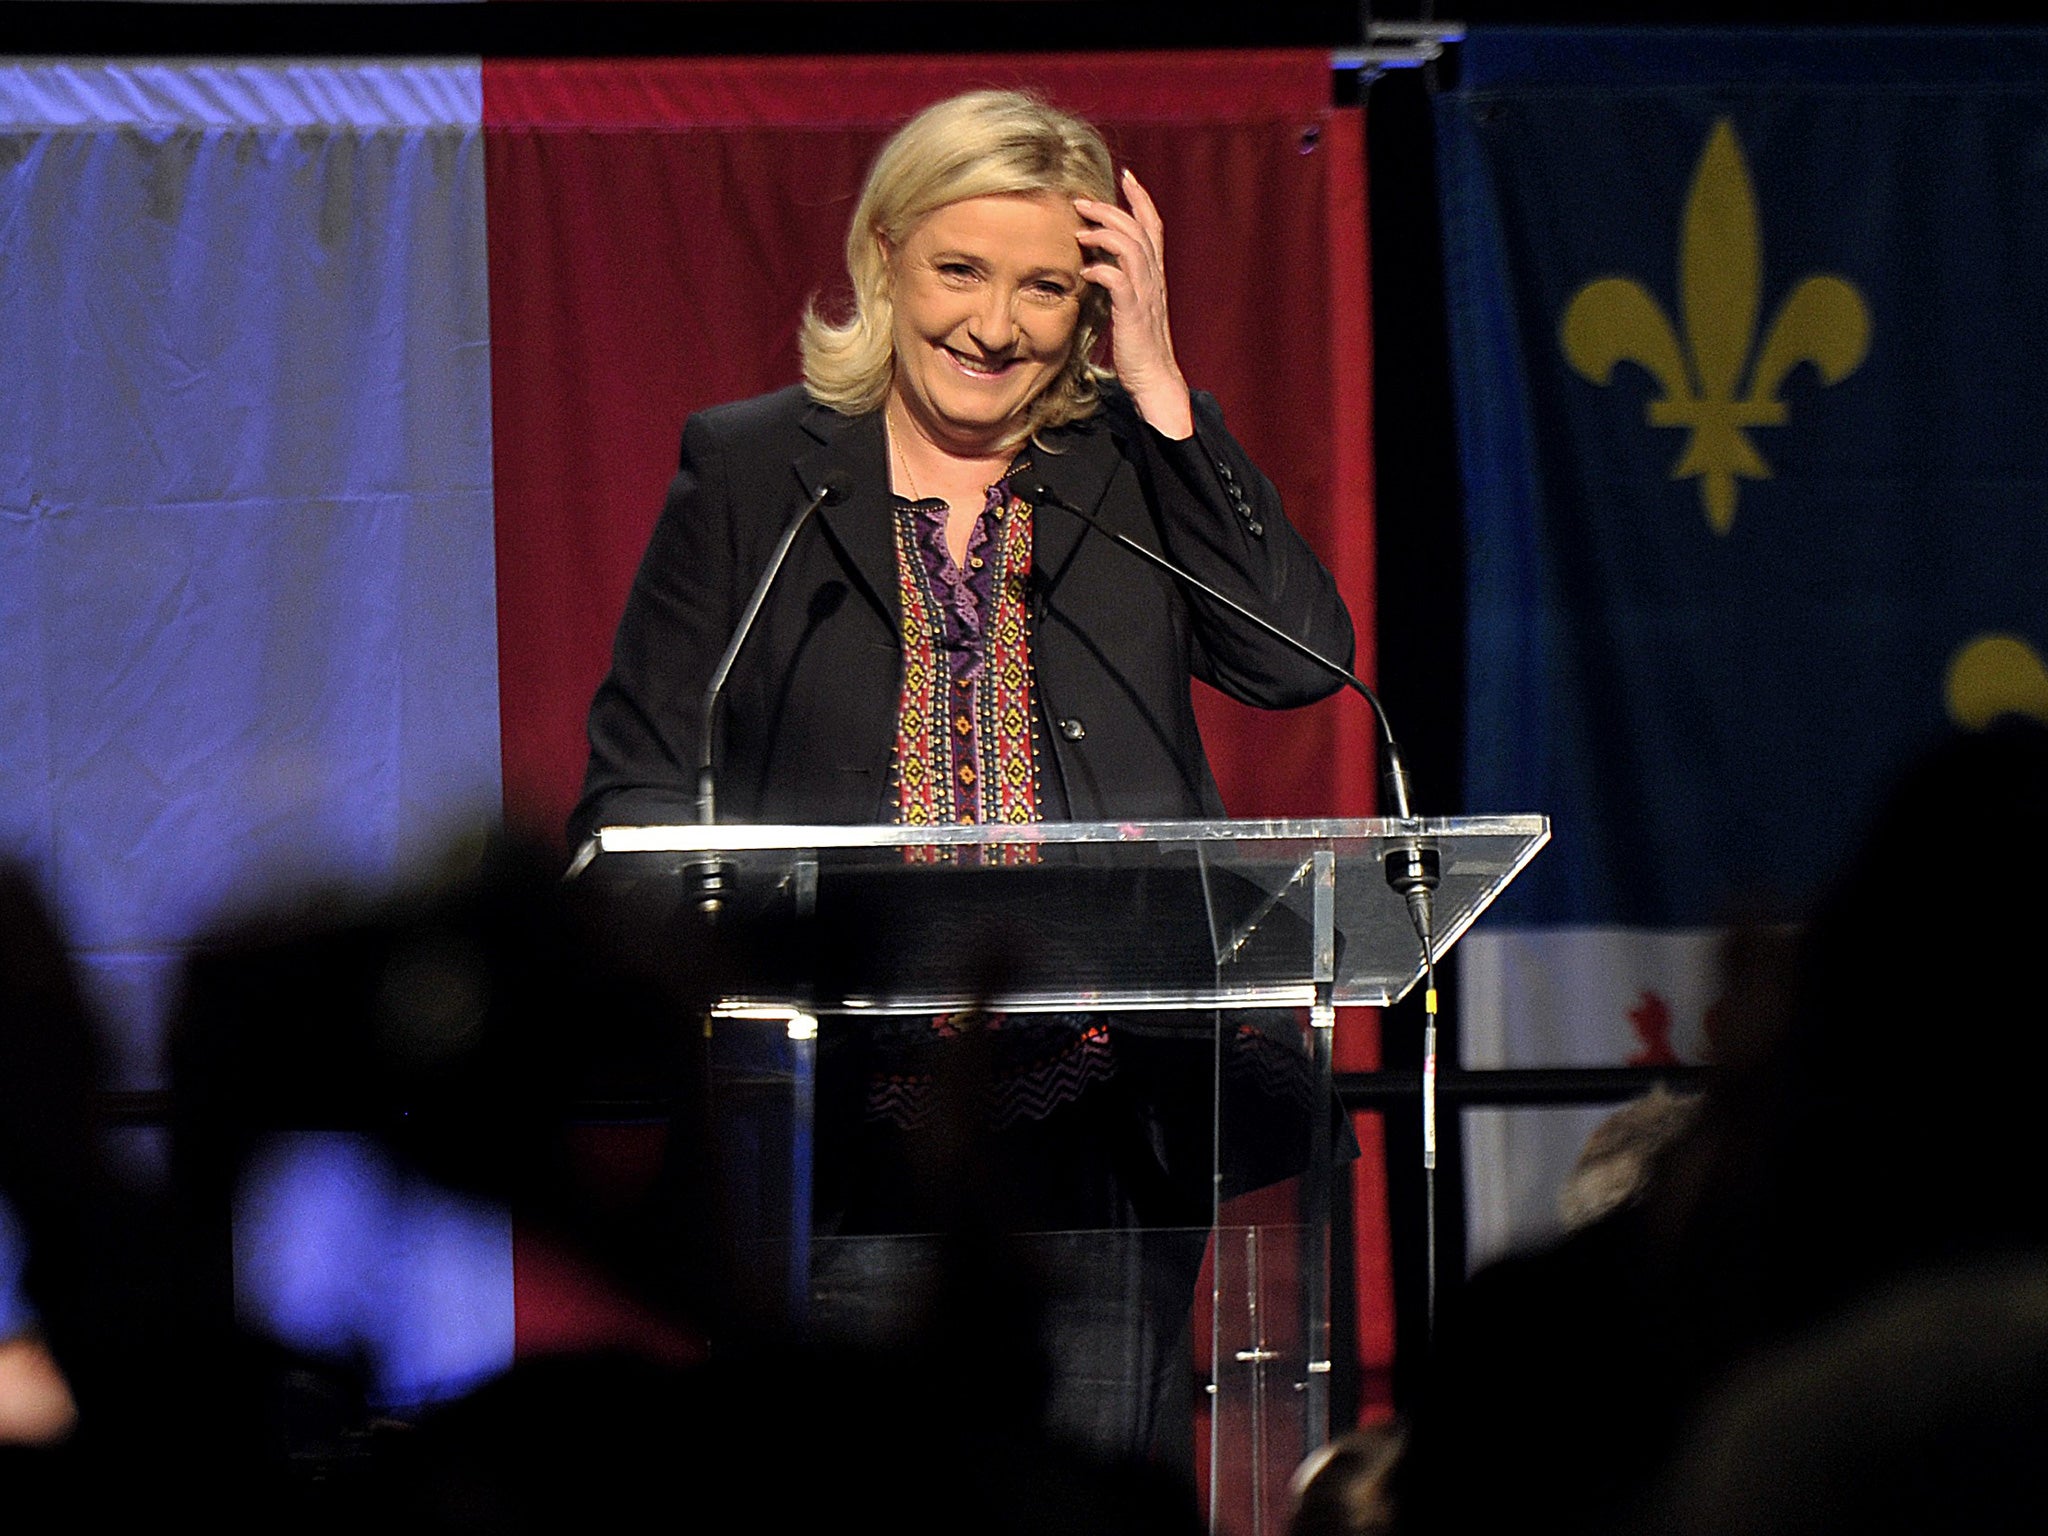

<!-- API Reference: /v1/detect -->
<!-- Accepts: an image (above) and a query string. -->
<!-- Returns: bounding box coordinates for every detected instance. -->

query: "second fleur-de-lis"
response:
[1561,119,1871,534]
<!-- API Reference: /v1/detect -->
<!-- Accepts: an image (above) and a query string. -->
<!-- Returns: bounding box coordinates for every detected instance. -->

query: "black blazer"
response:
[571,383,1353,843]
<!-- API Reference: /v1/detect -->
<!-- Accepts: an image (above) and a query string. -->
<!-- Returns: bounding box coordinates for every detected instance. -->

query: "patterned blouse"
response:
[871,469,1112,1131]
[888,471,1046,827]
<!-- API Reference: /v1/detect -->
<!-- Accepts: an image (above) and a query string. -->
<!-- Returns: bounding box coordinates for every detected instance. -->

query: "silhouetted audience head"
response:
[0,839,1212,1527]
[1558,1086,1700,1232]
[1397,720,2048,1536]
[1755,717,2048,1309]
[0,873,82,1445]
[1628,1256,2048,1536]
[0,861,105,1261]
[1289,1422,1405,1536]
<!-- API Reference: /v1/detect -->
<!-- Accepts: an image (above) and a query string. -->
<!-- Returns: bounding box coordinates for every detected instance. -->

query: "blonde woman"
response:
[575,90,1352,1463]
[575,89,1351,837]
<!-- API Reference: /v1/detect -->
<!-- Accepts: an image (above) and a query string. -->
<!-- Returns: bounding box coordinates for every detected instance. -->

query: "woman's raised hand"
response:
[1075,169,1195,441]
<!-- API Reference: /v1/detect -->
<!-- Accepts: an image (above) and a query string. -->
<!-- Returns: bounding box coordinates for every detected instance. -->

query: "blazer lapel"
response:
[791,398,1131,625]
[1027,407,1131,589]
[795,401,901,637]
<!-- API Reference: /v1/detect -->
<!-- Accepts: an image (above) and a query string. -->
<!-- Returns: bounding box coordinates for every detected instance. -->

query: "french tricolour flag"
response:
[1,51,1382,1409]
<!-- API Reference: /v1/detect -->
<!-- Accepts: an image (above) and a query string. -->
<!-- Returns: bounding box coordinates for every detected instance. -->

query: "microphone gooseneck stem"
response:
[1016,477,1414,795]
[1023,472,1448,1329]
[697,478,842,825]
[1381,741,1416,821]
[1424,1037,1439,1339]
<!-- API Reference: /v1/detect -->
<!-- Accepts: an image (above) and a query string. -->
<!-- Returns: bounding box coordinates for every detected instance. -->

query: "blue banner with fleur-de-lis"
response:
[1436,28,2048,1258]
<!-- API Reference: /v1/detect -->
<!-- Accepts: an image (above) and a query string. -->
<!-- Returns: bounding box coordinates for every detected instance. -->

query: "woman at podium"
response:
[572,90,1353,1465]
[573,89,1352,835]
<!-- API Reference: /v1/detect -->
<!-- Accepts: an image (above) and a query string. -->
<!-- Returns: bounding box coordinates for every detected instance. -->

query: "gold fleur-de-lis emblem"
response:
[1946,634,2048,729]
[1561,119,1872,534]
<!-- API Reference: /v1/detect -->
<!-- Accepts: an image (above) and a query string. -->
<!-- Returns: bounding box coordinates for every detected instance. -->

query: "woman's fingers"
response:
[1072,170,1191,437]
[1074,208,1163,309]
[1074,220,1145,286]
[1120,168,1167,257]
[1076,188,1161,273]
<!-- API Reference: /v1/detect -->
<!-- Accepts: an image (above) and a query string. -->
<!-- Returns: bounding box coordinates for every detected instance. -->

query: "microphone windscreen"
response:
[1010,470,1056,507]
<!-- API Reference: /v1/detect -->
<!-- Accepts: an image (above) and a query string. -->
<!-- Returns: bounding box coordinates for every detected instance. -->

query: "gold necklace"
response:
[889,407,929,506]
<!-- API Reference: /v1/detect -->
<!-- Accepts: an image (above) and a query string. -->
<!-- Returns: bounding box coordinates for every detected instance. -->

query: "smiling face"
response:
[884,191,1088,457]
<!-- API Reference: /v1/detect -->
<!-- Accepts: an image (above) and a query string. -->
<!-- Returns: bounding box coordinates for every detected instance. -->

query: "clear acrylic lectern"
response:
[575,814,1546,1536]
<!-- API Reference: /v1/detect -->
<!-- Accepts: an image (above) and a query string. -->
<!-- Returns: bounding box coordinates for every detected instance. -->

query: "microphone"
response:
[696,472,850,830]
[1009,472,1439,922]
[1020,467,1448,1331]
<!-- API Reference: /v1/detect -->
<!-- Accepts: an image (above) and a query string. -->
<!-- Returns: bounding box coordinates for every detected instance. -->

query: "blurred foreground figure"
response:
[0,839,1217,1528]
[1396,719,2048,1533]
[171,839,720,1349]
[1289,1423,1405,1536]
[1631,1256,2048,1536]
[0,861,258,1511]
[1557,1085,1700,1234]
[0,1330,75,1447]
[0,871,81,1450]
[176,843,1204,1530]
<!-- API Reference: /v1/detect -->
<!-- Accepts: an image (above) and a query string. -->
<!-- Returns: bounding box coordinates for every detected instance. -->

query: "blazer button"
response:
[1058,717,1087,742]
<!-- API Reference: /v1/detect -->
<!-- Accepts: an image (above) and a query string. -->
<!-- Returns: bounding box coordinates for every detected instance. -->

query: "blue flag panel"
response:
[1440,28,2048,930]
[0,62,502,1076]
[0,62,508,1405]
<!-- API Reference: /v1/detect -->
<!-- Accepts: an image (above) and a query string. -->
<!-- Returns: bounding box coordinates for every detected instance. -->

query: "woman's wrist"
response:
[1128,374,1194,440]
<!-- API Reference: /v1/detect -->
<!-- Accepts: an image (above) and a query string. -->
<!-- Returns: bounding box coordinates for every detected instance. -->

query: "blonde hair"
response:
[800,90,1118,442]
